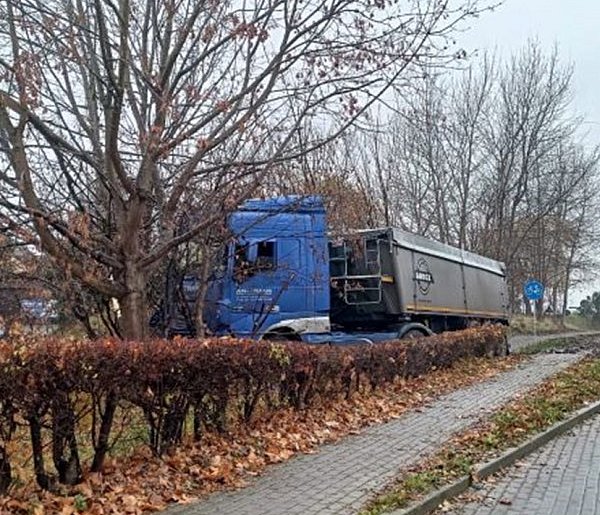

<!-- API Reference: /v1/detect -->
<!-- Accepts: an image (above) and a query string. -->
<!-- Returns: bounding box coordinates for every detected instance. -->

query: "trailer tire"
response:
[397,323,432,340]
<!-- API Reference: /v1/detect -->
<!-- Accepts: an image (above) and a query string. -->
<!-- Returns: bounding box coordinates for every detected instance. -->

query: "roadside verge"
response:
[360,353,600,515]
[392,399,600,515]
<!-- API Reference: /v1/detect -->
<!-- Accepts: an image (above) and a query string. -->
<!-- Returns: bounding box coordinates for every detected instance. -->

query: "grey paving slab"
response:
[165,351,583,515]
[448,414,600,515]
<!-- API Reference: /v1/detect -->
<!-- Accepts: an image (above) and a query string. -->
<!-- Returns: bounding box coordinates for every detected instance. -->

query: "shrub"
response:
[0,326,505,492]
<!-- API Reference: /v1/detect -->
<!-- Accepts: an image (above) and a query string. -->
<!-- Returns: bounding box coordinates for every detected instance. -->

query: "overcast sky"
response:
[460,0,600,136]
[457,0,600,305]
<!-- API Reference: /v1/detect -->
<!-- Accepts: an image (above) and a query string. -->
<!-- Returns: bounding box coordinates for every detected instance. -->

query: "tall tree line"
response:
[341,42,600,313]
[0,0,596,339]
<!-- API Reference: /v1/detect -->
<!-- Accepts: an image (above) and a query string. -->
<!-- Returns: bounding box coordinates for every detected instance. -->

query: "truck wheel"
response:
[263,330,300,342]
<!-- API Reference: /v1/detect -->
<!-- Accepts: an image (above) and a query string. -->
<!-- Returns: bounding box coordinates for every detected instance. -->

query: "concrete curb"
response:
[391,399,600,515]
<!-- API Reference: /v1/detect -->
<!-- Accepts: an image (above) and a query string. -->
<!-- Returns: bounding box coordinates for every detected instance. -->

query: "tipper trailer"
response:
[156,196,509,343]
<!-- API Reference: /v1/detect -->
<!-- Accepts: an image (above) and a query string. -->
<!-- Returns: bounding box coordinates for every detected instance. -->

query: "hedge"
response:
[0,325,506,494]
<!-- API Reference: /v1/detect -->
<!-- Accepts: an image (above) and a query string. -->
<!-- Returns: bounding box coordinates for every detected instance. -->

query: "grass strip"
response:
[518,333,600,355]
[518,335,583,355]
[361,357,600,515]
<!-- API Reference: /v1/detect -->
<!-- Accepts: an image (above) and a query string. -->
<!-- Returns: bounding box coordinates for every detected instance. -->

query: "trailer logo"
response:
[415,258,434,295]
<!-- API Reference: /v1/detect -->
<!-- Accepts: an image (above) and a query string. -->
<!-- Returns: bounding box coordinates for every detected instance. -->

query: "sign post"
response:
[524,279,545,336]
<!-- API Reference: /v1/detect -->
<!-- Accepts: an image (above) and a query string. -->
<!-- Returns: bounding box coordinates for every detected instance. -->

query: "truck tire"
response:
[263,329,301,342]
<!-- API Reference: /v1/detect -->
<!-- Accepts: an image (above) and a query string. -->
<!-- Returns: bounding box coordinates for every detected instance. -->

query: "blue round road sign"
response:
[524,280,544,301]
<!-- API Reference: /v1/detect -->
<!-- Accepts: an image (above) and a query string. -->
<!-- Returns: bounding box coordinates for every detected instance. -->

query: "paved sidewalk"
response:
[166,352,582,515]
[448,414,600,514]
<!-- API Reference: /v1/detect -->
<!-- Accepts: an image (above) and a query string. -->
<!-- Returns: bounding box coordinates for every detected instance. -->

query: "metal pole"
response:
[533,300,537,337]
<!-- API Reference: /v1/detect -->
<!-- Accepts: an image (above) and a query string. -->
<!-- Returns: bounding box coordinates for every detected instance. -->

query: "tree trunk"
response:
[51,396,82,485]
[0,446,11,495]
[524,295,532,315]
[120,264,147,340]
[562,268,572,323]
[91,391,118,473]
[195,252,212,338]
[535,298,544,318]
[28,415,51,491]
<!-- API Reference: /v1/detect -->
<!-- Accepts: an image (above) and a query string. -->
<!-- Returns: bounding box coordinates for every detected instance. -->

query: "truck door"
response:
[272,238,305,319]
[230,238,304,337]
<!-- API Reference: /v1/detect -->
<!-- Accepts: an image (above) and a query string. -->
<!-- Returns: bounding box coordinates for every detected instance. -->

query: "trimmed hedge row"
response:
[0,326,506,493]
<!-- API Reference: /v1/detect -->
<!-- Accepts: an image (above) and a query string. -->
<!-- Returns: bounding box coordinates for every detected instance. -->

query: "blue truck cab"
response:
[203,196,332,340]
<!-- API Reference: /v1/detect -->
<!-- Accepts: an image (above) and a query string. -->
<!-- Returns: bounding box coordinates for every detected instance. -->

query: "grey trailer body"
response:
[329,228,508,331]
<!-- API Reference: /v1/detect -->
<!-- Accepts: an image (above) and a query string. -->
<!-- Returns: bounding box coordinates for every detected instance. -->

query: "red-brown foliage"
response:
[0,326,505,495]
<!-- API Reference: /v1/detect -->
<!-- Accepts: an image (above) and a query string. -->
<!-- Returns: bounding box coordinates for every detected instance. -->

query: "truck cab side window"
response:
[256,241,276,270]
[234,243,251,282]
[233,241,276,282]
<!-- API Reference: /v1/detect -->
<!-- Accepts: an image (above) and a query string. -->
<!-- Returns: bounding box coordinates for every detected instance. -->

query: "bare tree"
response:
[352,41,600,314]
[0,0,488,338]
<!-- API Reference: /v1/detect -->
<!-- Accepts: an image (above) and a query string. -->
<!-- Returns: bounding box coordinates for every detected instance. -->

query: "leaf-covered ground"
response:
[1,355,521,514]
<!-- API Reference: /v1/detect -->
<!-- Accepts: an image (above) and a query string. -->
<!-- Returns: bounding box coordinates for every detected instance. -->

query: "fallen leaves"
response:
[0,352,522,514]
